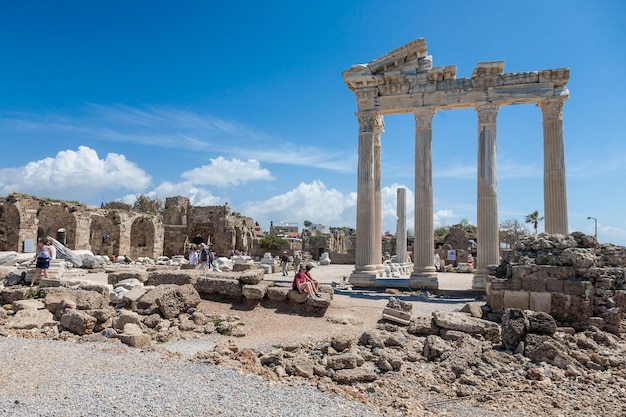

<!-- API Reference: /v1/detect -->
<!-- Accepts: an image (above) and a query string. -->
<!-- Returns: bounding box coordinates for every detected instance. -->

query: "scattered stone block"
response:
[382,307,411,325]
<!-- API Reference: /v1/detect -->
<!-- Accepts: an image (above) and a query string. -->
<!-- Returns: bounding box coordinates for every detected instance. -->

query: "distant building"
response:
[307,223,330,234]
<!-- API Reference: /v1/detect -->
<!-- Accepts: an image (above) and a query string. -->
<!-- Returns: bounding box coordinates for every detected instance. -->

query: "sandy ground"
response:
[59,264,480,353]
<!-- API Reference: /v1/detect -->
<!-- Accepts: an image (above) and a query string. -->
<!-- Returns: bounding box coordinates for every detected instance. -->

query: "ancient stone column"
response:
[396,187,407,264]
[474,104,500,290]
[350,112,383,286]
[540,98,568,235]
[374,119,385,275]
[409,108,438,290]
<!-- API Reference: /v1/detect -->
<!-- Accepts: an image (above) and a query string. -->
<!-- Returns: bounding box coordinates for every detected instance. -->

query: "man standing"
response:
[199,243,209,270]
[280,251,289,276]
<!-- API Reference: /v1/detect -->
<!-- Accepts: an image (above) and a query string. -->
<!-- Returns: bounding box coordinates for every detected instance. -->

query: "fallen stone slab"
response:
[382,307,411,325]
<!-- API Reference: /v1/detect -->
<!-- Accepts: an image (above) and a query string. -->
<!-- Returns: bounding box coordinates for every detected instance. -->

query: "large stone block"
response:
[287,290,307,304]
[563,280,592,296]
[241,281,271,300]
[521,276,546,292]
[503,290,529,310]
[108,271,148,286]
[145,271,198,286]
[265,286,289,301]
[529,292,552,313]
[486,288,504,313]
[60,310,97,335]
[545,279,564,293]
[195,277,242,298]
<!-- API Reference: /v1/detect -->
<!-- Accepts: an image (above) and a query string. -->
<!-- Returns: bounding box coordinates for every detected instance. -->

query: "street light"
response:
[587,216,597,241]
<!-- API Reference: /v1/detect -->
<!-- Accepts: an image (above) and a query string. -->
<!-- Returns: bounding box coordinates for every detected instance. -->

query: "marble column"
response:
[396,188,407,264]
[409,108,438,290]
[350,112,383,286]
[474,104,500,290]
[374,118,385,275]
[539,98,568,235]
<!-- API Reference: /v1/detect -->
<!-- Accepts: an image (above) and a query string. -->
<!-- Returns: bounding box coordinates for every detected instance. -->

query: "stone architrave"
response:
[343,38,569,290]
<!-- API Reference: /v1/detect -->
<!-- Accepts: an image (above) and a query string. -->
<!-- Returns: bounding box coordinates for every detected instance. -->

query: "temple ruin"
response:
[343,38,569,290]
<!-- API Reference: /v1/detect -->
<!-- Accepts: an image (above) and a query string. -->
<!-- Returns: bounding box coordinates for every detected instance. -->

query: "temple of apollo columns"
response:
[342,38,569,290]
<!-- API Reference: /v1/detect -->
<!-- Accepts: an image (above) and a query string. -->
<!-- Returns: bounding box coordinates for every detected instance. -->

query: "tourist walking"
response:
[189,248,198,268]
[280,252,289,276]
[31,239,53,287]
[199,243,209,270]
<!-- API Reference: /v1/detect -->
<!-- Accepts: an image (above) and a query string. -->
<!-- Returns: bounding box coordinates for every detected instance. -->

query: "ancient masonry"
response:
[0,194,255,258]
[343,38,569,290]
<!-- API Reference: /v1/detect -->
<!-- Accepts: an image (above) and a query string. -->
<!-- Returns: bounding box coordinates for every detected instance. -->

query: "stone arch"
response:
[38,205,78,249]
[89,214,117,256]
[130,216,157,259]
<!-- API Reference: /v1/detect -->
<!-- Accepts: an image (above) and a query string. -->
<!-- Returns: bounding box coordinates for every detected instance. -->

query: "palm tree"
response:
[525,210,544,235]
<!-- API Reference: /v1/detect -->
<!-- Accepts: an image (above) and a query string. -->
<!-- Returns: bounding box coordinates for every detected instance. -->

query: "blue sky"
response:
[1,1,625,245]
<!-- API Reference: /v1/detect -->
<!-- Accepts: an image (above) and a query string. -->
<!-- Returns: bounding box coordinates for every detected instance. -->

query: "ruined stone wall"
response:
[1,194,254,260]
[162,197,254,258]
[486,232,626,333]
[302,229,355,263]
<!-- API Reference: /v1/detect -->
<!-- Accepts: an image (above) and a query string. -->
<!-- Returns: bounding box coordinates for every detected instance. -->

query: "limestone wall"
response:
[0,194,253,260]
[486,232,626,333]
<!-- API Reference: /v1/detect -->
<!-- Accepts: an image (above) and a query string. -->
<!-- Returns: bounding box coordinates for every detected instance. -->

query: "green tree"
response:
[258,234,284,252]
[102,201,132,210]
[525,210,544,234]
[499,219,529,247]
[133,194,163,214]
[303,220,312,228]
[434,226,450,241]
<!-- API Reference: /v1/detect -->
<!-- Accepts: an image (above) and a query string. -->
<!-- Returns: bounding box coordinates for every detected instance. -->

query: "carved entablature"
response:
[343,38,570,113]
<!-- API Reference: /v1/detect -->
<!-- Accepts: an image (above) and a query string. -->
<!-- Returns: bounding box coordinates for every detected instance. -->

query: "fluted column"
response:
[409,108,438,290]
[396,188,407,264]
[374,118,385,275]
[540,98,568,235]
[474,104,500,290]
[350,112,383,286]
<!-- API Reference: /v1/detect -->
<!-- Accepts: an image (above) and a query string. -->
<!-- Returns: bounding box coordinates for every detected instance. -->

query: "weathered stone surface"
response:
[0,287,31,304]
[501,308,528,350]
[7,308,54,329]
[241,281,271,300]
[524,333,573,369]
[42,288,106,310]
[265,286,289,301]
[327,353,359,370]
[287,290,307,304]
[60,310,97,335]
[108,271,149,286]
[12,299,45,311]
[382,307,411,325]
[153,284,201,319]
[145,270,198,286]
[122,286,147,303]
[195,277,242,298]
[527,311,557,335]
[333,367,378,384]
[432,311,500,340]
[305,293,331,308]
[116,323,151,347]
[113,310,143,331]
[407,316,439,336]
[423,335,451,360]
[331,333,354,352]
[459,302,484,318]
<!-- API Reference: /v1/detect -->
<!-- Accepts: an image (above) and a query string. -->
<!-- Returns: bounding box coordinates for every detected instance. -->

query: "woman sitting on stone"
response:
[292,264,320,297]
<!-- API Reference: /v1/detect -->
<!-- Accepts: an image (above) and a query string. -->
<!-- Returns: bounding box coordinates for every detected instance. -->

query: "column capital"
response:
[475,103,500,124]
[356,112,384,133]
[538,98,565,121]
[413,108,435,128]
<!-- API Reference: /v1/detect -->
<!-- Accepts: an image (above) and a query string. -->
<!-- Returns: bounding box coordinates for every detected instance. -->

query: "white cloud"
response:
[0,146,151,201]
[240,180,353,229]
[180,157,274,187]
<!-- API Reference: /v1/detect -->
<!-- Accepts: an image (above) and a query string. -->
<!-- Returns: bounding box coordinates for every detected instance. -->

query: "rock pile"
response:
[193,307,626,416]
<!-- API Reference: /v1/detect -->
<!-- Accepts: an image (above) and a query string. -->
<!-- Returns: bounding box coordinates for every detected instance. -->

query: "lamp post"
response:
[587,216,597,241]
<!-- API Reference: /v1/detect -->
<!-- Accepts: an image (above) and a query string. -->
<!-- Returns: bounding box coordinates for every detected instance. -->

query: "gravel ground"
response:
[0,337,385,417]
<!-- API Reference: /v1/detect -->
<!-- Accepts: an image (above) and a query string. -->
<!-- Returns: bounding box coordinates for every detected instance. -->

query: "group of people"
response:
[30,238,56,287]
[292,263,321,297]
[188,243,215,270]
